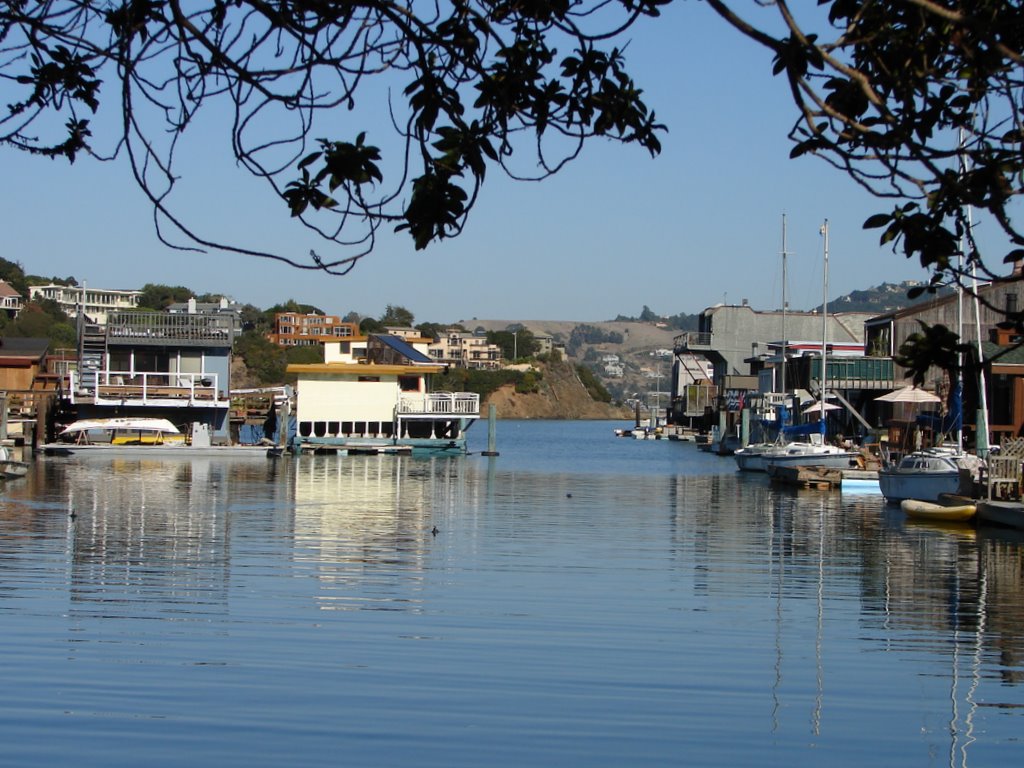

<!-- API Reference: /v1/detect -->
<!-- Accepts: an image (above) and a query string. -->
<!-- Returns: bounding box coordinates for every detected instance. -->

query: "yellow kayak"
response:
[901,498,976,522]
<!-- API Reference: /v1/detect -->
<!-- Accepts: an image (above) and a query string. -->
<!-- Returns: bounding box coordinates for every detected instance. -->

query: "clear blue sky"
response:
[2,4,951,324]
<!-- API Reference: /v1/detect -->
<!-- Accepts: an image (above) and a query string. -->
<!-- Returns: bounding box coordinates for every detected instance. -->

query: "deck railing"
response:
[397,392,480,417]
[103,312,234,344]
[71,370,226,406]
[674,332,713,352]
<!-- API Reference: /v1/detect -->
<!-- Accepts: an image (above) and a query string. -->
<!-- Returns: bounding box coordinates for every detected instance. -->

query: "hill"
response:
[482,359,633,420]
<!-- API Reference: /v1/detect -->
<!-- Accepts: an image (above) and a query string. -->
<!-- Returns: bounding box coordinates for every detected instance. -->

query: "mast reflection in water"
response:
[0,420,1021,768]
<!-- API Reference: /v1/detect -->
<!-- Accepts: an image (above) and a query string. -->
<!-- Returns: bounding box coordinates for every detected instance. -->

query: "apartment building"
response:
[267,313,359,346]
[428,329,502,370]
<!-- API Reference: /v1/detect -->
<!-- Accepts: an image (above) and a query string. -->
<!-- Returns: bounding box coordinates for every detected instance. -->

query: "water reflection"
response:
[0,443,1022,767]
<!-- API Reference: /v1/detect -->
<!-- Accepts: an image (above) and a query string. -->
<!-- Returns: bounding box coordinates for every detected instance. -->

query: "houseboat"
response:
[49,306,247,446]
[287,333,480,455]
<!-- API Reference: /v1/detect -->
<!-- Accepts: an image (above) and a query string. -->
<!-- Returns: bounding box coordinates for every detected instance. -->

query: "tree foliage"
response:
[1,1,667,273]
[706,1,1023,298]
[575,363,612,402]
[380,305,415,328]
[0,257,29,299]
[487,328,538,359]
[2,299,77,348]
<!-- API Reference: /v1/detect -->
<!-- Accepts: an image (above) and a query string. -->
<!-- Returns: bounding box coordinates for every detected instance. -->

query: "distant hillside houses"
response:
[29,283,141,324]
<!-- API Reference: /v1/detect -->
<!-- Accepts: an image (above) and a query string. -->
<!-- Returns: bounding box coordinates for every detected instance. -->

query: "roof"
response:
[374,334,434,364]
[0,280,21,299]
[982,341,1024,366]
[0,337,49,358]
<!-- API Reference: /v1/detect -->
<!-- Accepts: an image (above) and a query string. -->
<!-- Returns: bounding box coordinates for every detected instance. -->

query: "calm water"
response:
[2,420,1022,767]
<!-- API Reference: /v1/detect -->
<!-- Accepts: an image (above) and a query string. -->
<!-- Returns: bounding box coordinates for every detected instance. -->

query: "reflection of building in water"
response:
[291,455,474,611]
[58,458,285,613]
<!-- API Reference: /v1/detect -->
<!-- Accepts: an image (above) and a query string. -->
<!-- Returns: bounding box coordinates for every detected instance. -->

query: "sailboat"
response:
[879,143,988,504]
[735,216,793,472]
[762,219,859,473]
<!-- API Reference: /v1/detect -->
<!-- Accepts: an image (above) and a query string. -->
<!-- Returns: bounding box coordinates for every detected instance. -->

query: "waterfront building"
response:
[288,334,480,454]
[58,308,236,441]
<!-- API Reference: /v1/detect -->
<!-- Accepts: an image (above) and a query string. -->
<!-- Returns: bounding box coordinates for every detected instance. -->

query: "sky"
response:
[0,3,965,325]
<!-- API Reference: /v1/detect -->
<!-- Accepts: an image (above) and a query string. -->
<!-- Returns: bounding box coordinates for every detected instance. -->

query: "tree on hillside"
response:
[380,305,415,328]
[488,329,539,360]
[138,283,194,310]
[266,300,325,318]
[3,300,77,348]
[0,258,28,299]
[1,2,665,273]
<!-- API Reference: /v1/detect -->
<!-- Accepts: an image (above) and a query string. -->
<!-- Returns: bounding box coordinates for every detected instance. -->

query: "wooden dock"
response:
[769,465,844,489]
[769,466,878,491]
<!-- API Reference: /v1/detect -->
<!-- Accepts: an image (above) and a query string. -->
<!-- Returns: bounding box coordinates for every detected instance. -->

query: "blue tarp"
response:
[782,419,826,437]
[238,416,297,446]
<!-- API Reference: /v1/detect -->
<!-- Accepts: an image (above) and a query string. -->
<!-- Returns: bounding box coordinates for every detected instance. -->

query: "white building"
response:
[428,329,501,369]
[288,334,480,454]
[29,284,141,325]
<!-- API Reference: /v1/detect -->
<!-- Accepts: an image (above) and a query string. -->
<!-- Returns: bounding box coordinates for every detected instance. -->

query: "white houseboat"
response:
[288,334,480,455]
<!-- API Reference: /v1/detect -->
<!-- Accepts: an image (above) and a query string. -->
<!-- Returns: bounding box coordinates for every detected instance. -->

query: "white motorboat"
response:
[43,417,275,458]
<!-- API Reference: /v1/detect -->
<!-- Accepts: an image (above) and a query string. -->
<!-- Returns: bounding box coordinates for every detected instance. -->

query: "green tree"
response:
[380,305,415,328]
[235,332,287,384]
[0,257,28,299]
[3,300,76,348]
[488,329,539,360]
[360,317,385,335]
[1,2,665,273]
[138,283,194,311]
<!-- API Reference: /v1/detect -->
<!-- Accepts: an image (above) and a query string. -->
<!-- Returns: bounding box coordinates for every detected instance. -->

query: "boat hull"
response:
[878,468,966,504]
[42,444,277,458]
[901,498,976,522]
[734,444,776,472]
[763,451,860,471]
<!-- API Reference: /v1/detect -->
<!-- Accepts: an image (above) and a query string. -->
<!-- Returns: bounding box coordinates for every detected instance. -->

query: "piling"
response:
[482,404,499,456]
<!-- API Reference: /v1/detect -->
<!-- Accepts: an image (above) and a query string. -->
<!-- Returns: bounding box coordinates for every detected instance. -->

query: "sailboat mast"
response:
[960,129,990,455]
[781,214,788,397]
[820,220,829,403]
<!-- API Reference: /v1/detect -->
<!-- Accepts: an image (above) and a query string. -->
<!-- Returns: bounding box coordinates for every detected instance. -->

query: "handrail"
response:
[397,391,480,416]
[71,370,223,404]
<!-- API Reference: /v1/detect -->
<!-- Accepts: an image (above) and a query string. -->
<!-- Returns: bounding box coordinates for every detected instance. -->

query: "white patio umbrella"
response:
[874,385,941,404]
[801,401,842,415]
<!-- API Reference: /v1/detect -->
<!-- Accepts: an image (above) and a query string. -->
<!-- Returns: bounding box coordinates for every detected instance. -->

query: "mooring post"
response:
[482,404,499,456]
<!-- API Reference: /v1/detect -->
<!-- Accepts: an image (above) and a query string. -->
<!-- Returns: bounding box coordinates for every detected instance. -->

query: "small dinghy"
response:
[900,498,976,522]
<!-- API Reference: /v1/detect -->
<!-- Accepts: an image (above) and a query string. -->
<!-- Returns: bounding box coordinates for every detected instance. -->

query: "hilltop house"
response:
[0,280,23,318]
[28,283,141,324]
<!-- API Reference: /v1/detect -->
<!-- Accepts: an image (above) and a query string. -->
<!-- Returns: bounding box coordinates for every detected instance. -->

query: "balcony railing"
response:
[397,392,480,417]
[102,312,234,344]
[71,370,227,407]
[674,331,713,352]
